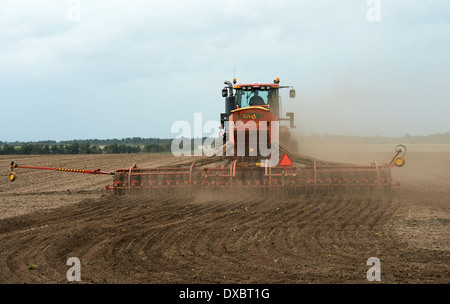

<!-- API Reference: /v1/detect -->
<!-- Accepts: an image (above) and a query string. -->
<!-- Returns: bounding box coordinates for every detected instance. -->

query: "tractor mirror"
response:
[289,89,296,98]
[222,88,228,98]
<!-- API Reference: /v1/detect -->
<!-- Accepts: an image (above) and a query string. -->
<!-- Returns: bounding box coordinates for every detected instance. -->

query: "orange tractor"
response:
[9,77,406,196]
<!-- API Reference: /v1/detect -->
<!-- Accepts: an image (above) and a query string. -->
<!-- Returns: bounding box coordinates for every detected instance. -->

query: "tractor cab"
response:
[220,77,298,156]
[221,77,296,131]
[234,83,280,116]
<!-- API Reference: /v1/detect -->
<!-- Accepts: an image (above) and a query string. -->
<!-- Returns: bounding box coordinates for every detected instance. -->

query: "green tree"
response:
[104,143,120,154]
[18,145,33,155]
[66,143,80,154]
[0,144,16,155]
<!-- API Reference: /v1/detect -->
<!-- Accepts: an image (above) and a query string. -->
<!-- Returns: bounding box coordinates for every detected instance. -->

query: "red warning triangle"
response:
[279,153,293,166]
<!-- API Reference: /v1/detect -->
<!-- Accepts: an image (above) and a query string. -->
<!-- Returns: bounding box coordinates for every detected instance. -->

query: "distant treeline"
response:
[0,137,174,155]
[0,137,171,147]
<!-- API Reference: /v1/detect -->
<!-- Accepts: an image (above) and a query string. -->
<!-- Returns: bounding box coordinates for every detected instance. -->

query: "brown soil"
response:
[0,145,449,284]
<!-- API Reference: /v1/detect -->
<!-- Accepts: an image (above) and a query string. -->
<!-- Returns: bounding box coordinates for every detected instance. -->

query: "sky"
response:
[1,0,449,142]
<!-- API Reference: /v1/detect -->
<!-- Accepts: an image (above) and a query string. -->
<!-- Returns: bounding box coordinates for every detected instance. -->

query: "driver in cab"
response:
[249,91,265,106]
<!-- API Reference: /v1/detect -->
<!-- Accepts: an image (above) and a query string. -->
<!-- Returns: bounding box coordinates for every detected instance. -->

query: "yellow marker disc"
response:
[394,157,405,167]
[9,172,16,182]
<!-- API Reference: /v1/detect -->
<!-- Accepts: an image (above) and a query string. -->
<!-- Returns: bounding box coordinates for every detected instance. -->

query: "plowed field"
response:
[0,145,449,284]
